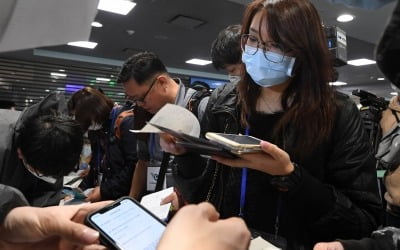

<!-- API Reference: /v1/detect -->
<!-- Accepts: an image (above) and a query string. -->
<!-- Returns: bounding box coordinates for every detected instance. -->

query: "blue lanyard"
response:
[239,128,250,217]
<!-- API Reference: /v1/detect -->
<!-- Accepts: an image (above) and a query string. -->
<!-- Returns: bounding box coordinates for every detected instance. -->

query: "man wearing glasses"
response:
[117,51,209,200]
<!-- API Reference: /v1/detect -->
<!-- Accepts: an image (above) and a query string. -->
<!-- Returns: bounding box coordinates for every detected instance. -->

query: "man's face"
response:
[123,75,166,114]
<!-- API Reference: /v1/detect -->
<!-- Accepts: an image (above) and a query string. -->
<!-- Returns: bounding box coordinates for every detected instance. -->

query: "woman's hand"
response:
[85,186,101,202]
[160,191,181,211]
[212,141,294,175]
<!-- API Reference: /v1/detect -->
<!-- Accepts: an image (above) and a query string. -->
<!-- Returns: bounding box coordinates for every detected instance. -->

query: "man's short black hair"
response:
[117,51,168,85]
[191,81,210,91]
[19,114,83,177]
[210,24,242,71]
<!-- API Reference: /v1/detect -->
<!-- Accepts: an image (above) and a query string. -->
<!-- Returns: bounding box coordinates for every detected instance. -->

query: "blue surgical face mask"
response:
[242,45,296,87]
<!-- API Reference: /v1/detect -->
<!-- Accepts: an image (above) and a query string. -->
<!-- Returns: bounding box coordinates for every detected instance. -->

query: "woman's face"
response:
[249,11,269,48]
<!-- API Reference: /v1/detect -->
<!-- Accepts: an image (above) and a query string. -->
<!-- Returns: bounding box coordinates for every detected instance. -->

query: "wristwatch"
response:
[270,163,302,192]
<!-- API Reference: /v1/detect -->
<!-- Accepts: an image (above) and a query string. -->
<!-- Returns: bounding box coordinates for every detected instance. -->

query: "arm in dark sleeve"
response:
[289,95,382,240]
[339,227,400,250]
[0,184,29,224]
[100,117,138,200]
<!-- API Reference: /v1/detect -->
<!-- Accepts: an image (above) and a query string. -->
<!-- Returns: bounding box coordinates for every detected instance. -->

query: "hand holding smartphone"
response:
[205,132,263,155]
[85,196,166,250]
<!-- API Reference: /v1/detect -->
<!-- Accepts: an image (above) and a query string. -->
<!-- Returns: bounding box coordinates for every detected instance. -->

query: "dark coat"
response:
[174,82,382,250]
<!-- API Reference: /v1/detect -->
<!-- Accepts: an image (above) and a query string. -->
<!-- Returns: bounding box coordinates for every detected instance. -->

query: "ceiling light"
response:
[67,41,98,49]
[186,58,212,66]
[91,21,103,28]
[329,81,347,86]
[96,77,111,82]
[97,0,136,15]
[337,14,354,22]
[347,58,376,66]
[391,92,398,96]
[50,72,67,77]
[377,77,385,80]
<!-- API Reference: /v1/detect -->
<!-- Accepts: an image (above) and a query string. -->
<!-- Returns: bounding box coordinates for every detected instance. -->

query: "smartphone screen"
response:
[87,197,165,250]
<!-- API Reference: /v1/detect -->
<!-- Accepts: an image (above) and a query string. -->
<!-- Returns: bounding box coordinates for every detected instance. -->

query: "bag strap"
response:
[114,109,134,139]
[155,152,170,191]
[391,109,400,123]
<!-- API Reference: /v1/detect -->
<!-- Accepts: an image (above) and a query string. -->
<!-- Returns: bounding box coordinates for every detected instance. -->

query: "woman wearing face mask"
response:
[163,0,382,249]
[67,87,137,202]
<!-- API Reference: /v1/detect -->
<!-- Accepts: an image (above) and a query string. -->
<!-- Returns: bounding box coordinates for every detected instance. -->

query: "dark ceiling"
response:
[1,0,397,100]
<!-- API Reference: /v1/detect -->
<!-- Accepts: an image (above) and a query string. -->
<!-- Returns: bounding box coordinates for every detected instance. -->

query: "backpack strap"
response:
[155,152,170,192]
[185,89,211,118]
[114,109,134,139]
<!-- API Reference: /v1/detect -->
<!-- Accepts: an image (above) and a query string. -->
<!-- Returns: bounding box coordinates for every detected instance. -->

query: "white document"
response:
[0,0,99,52]
[140,187,174,221]
[249,236,281,250]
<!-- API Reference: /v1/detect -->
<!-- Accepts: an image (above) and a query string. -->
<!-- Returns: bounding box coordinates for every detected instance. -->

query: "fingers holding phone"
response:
[212,140,294,176]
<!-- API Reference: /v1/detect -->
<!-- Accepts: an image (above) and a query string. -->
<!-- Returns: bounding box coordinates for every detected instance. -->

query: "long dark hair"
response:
[239,0,336,158]
[67,87,114,131]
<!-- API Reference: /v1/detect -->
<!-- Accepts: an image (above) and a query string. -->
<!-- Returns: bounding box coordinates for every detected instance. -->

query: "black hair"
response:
[19,114,83,177]
[210,24,242,70]
[191,81,210,91]
[117,51,168,85]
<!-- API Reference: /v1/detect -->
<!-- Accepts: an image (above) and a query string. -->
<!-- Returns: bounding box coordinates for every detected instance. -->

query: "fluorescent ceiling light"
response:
[391,92,398,96]
[377,77,385,80]
[96,77,111,82]
[337,14,354,22]
[50,72,67,77]
[347,58,376,66]
[186,58,212,66]
[329,81,347,86]
[91,21,103,28]
[67,41,98,49]
[97,0,136,15]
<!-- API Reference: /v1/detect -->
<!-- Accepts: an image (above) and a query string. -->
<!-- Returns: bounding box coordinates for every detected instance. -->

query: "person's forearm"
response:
[129,160,148,200]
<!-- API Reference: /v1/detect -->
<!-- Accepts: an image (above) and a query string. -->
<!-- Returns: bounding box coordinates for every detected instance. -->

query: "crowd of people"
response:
[1,0,400,249]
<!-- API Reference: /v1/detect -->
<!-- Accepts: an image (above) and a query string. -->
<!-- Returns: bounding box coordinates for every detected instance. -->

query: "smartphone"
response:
[205,132,262,154]
[85,196,166,250]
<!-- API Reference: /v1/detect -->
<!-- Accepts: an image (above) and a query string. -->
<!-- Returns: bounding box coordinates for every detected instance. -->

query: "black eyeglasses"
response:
[131,75,159,103]
[241,34,285,63]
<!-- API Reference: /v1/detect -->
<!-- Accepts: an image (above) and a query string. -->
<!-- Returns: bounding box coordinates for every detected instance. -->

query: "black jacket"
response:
[0,92,67,207]
[174,83,382,250]
[80,103,137,200]
[100,111,137,200]
[338,226,400,250]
